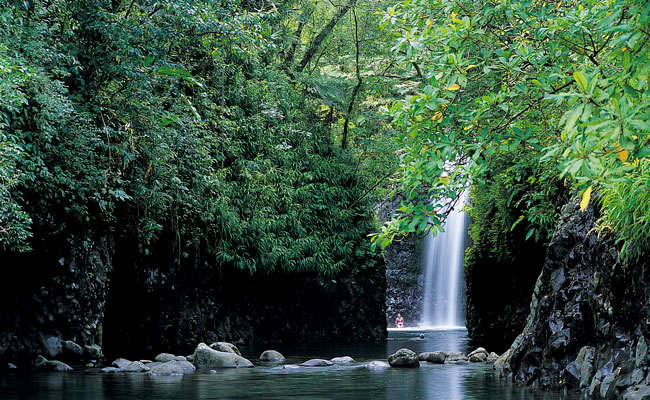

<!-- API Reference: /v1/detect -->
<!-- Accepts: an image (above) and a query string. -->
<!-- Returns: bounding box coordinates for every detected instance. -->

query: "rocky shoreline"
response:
[2,337,500,377]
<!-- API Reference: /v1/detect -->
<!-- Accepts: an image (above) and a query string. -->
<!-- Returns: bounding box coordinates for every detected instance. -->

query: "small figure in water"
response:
[395,313,405,328]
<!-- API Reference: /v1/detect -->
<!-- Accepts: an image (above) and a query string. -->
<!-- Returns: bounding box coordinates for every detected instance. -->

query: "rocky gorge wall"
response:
[496,202,650,399]
[376,193,423,328]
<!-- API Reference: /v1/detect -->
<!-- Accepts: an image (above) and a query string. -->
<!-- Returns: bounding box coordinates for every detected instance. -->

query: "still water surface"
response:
[1,329,577,399]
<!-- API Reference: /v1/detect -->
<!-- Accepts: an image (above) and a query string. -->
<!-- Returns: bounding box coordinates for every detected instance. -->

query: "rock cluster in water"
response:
[388,347,500,368]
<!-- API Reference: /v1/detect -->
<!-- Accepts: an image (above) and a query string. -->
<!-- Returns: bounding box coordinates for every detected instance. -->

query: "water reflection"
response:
[1,330,577,400]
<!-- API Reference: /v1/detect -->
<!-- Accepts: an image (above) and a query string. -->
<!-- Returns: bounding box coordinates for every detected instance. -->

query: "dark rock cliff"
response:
[376,193,423,328]
[497,202,650,398]
[0,227,112,367]
[0,230,386,364]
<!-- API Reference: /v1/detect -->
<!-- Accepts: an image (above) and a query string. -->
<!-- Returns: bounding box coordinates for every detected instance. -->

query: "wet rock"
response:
[155,353,176,362]
[331,356,354,364]
[209,342,241,356]
[193,342,253,368]
[601,372,619,399]
[576,346,596,389]
[618,369,645,388]
[493,349,510,371]
[366,361,390,368]
[43,360,73,371]
[112,358,132,369]
[174,356,187,361]
[62,341,83,359]
[468,348,488,363]
[622,384,650,399]
[589,377,602,397]
[637,337,648,368]
[445,352,467,362]
[259,350,285,362]
[83,344,103,360]
[144,361,162,368]
[425,351,446,364]
[148,363,183,376]
[487,352,499,362]
[45,337,63,358]
[35,355,48,368]
[282,364,300,369]
[100,367,124,373]
[547,329,570,358]
[418,352,432,361]
[164,360,195,372]
[124,361,150,372]
[8,363,17,369]
[186,355,194,362]
[300,359,333,367]
[388,348,419,368]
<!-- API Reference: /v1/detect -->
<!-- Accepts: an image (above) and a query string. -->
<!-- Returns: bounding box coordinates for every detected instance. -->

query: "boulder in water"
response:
[43,360,73,371]
[124,361,150,372]
[388,348,419,368]
[155,353,176,362]
[445,352,467,362]
[148,363,184,376]
[112,358,132,369]
[425,351,446,364]
[100,367,124,373]
[300,359,333,367]
[209,342,241,356]
[193,342,253,368]
[259,350,285,362]
[487,352,499,363]
[366,361,390,368]
[331,356,354,364]
[35,355,48,369]
[165,360,196,372]
[418,352,432,361]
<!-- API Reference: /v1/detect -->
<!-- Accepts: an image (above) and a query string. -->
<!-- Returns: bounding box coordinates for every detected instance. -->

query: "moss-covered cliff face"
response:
[464,181,551,352]
[497,202,650,398]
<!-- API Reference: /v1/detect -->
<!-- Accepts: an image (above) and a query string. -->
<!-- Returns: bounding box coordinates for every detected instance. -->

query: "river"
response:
[1,329,577,399]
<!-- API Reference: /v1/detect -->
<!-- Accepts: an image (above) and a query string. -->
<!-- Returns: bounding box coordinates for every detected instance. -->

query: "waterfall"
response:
[420,195,467,328]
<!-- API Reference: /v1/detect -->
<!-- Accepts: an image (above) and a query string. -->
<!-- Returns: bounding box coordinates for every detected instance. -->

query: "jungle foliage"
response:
[0,0,401,274]
[374,0,650,260]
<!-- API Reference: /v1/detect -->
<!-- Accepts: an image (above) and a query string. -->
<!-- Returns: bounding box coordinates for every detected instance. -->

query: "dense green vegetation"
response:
[0,0,402,274]
[374,0,650,260]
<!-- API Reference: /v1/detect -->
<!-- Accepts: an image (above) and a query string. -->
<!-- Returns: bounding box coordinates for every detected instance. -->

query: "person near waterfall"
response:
[395,313,405,328]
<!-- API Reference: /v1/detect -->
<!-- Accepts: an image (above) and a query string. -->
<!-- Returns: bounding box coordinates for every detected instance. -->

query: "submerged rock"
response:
[388,348,419,368]
[259,350,285,362]
[193,343,252,368]
[366,361,390,368]
[100,367,124,373]
[331,356,354,364]
[300,359,333,367]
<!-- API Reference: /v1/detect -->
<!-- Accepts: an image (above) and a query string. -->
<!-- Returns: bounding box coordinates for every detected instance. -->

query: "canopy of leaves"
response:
[0,0,383,275]
[374,0,650,259]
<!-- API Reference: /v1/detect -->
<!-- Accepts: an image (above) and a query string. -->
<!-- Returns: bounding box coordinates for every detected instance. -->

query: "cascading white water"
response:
[420,195,467,328]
